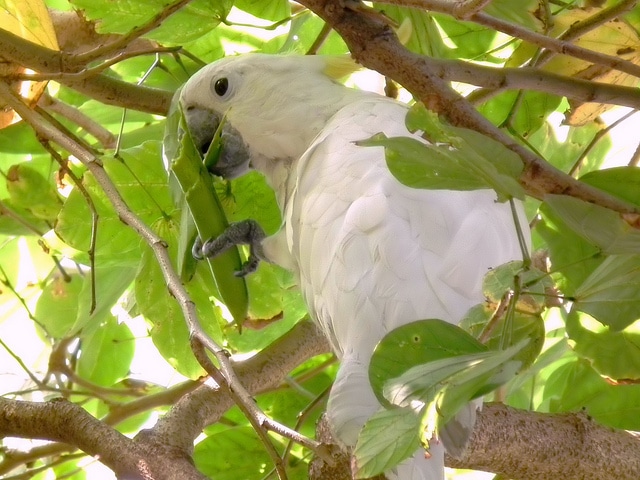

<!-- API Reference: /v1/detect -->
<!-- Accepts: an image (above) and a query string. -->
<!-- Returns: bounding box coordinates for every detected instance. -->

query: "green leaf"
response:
[528,120,611,174]
[572,254,640,331]
[70,0,233,43]
[56,142,173,265]
[378,6,452,58]
[383,342,524,413]
[353,407,423,479]
[194,426,274,480]
[72,265,136,335]
[365,105,524,201]
[77,315,135,387]
[537,200,603,295]
[135,216,225,378]
[543,194,640,255]
[580,167,640,208]
[486,0,541,30]
[234,0,290,21]
[546,357,640,431]
[369,319,487,407]
[461,305,544,372]
[222,171,282,235]
[477,91,562,140]
[432,13,501,61]
[6,163,62,221]
[566,310,640,380]
[35,275,84,339]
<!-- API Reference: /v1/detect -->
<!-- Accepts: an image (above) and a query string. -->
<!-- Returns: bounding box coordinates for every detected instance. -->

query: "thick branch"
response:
[0,398,206,479]
[0,28,172,114]
[298,0,639,215]
[448,403,640,480]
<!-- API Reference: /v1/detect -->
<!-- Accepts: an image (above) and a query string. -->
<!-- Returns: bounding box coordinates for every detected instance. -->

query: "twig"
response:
[39,94,115,148]
[307,21,333,55]
[191,338,289,480]
[37,139,99,313]
[568,109,639,177]
[0,28,172,114]
[73,0,192,65]
[425,57,640,110]
[9,46,181,82]
[0,199,46,236]
[0,337,46,389]
[0,265,48,333]
[452,0,493,19]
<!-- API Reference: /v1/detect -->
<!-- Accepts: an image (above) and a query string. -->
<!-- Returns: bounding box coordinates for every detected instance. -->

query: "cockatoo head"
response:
[179,53,363,180]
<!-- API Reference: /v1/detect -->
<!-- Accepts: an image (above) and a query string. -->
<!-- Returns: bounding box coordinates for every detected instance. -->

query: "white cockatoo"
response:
[180,53,529,479]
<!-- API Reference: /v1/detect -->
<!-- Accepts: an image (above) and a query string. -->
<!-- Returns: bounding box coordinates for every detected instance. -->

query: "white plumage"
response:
[180,53,529,479]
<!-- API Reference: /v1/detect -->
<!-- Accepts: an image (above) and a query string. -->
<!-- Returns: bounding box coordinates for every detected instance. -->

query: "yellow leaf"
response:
[0,0,59,49]
[0,0,59,127]
[547,8,640,125]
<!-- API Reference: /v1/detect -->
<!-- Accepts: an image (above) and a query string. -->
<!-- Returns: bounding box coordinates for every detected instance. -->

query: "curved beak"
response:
[183,106,252,179]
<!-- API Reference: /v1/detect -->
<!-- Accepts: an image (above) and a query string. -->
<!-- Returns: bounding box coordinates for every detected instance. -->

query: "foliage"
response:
[1,0,640,479]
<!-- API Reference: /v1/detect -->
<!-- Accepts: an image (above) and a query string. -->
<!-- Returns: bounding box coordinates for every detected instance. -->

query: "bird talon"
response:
[192,237,205,260]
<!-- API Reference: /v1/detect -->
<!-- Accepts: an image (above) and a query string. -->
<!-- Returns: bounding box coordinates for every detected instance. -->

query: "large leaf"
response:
[572,254,640,331]
[580,167,640,208]
[566,310,640,381]
[77,315,135,387]
[194,426,275,480]
[55,142,173,265]
[363,105,524,201]
[536,200,604,295]
[354,407,423,479]
[542,194,640,255]
[545,357,640,431]
[383,341,525,414]
[369,319,487,407]
[70,0,233,43]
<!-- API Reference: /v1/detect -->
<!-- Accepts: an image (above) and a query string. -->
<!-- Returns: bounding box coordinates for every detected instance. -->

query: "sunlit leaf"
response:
[543,194,640,255]
[35,275,84,338]
[370,319,486,406]
[572,254,640,331]
[580,167,640,208]
[77,315,135,387]
[546,357,640,430]
[536,201,604,295]
[0,0,58,126]
[70,0,233,43]
[354,407,423,479]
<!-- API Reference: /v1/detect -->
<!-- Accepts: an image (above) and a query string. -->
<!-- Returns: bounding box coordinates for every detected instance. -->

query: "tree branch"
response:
[143,320,329,452]
[0,397,207,479]
[0,28,172,114]
[424,57,640,110]
[447,403,640,479]
[298,0,639,215]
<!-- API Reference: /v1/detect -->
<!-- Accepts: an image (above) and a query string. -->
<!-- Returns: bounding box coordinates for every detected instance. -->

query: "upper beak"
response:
[183,106,251,179]
[184,106,220,157]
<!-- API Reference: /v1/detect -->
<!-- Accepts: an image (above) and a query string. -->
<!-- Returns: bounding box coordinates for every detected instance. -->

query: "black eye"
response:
[214,77,229,96]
